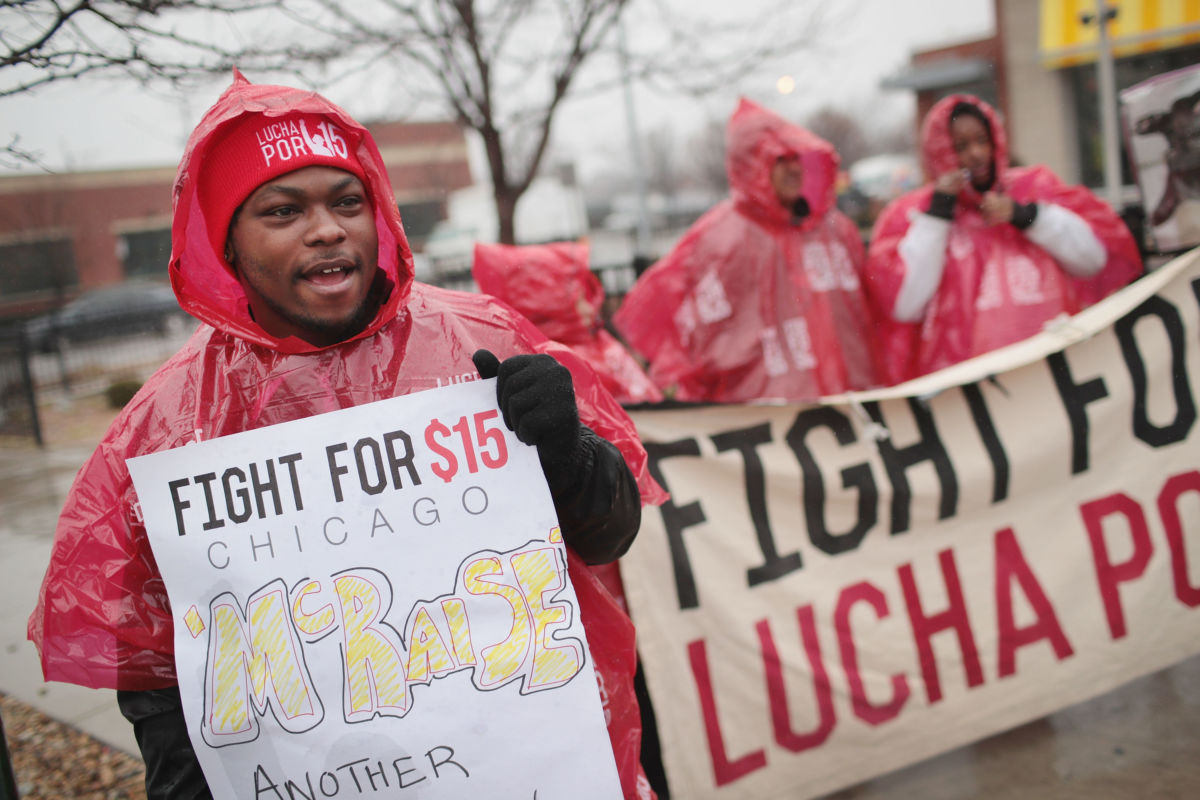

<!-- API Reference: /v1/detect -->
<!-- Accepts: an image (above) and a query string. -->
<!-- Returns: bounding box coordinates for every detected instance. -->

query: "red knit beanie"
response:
[197,111,369,264]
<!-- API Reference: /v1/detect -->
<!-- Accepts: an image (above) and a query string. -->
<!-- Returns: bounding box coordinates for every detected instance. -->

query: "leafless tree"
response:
[642,126,679,200]
[869,114,917,156]
[2,0,835,242]
[0,133,44,170]
[688,115,728,197]
[1,1,273,96]
[805,106,871,168]
[2,0,276,168]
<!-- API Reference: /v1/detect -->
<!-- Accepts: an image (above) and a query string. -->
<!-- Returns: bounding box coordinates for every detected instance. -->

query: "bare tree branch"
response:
[1,0,284,97]
[0,132,49,171]
[2,0,831,243]
[806,106,872,167]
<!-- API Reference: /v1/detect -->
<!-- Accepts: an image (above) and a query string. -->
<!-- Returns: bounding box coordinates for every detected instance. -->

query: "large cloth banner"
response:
[625,248,1200,799]
[127,380,622,799]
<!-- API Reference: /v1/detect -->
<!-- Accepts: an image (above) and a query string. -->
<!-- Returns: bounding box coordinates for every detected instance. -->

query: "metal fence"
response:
[0,324,43,445]
[0,319,195,447]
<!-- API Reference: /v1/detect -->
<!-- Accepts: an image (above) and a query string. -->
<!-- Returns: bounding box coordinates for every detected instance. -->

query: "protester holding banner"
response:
[473,241,663,406]
[27,71,666,799]
[613,98,880,402]
[865,94,1143,384]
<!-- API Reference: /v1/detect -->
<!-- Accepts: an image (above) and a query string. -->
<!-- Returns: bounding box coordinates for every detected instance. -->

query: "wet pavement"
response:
[1,433,137,756]
[828,654,1200,798]
[1,396,1198,797]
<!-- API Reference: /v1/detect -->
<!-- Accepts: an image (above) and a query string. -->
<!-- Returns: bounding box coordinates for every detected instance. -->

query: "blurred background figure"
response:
[843,152,922,234]
[865,94,1143,385]
[1135,86,1200,231]
[472,241,662,406]
[613,98,880,403]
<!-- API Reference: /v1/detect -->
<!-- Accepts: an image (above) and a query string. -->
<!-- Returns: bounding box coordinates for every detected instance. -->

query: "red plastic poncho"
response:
[472,241,663,405]
[27,71,664,799]
[613,98,880,402]
[864,94,1143,384]
[473,241,662,615]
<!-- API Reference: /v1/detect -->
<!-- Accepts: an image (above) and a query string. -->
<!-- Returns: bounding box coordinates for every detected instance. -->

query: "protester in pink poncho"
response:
[28,71,665,800]
[613,98,880,402]
[473,241,662,405]
[864,94,1143,384]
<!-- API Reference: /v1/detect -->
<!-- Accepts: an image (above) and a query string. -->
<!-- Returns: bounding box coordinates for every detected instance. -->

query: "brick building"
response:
[0,119,472,318]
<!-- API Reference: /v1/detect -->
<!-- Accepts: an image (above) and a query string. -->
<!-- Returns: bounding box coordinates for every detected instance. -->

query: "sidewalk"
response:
[0,396,136,757]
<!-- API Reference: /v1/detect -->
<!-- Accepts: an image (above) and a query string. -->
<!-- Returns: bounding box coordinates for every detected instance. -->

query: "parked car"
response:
[24,281,195,353]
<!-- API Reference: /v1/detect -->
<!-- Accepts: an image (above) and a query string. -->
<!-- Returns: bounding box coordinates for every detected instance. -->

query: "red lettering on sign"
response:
[993,527,1074,677]
[835,581,910,724]
[756,608,835,753]
[1080,493,1152,639]
[898,549,983,703]
[1158,471,1200,607]
[687,638,767,787]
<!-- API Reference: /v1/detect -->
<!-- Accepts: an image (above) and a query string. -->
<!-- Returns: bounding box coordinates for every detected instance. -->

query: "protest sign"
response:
[1122,64,1200,253]
[127,379,622,799]
[624,248,1200,799]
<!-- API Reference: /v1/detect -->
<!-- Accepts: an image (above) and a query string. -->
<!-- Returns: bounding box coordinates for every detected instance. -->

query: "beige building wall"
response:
[999,0,1081,182]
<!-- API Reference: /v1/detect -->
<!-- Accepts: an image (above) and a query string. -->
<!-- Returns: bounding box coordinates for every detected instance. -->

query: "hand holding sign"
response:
[472,350,585,494]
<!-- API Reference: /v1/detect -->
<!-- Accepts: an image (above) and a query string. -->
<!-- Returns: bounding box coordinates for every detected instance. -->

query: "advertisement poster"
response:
[1123,63,1200,253]
[127,379,622,799]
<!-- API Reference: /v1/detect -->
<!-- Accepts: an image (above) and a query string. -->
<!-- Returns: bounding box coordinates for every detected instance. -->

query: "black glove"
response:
[472,349,586,485]
[1011,201,1039,230]
[472,348,641,564]
[929,191,957,220]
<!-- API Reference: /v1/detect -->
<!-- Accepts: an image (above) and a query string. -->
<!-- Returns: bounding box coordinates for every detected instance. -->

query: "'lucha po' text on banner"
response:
[624,248,1200,799]
[127,379,622,799]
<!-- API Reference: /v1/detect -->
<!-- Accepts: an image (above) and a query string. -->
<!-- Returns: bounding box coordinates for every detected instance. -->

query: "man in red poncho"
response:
[472,241,663,406]
[27,72,665,800]
[613,98,880,402]
[864,94,1143,384]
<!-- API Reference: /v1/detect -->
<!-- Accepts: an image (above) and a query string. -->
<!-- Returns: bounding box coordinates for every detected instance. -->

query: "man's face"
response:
[228,166,379,347]
[770,154,806,206]
[950,114,995,191]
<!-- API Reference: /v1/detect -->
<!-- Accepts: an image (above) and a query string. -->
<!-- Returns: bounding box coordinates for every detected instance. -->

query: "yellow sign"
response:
[1041,0,1200,67]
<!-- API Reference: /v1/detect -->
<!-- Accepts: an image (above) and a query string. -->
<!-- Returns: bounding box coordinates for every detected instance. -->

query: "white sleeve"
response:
[1023,203,1107,278]
[892,212,952,323]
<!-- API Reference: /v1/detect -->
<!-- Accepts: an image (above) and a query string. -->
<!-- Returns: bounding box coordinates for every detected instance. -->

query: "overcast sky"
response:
[1,0,993,179]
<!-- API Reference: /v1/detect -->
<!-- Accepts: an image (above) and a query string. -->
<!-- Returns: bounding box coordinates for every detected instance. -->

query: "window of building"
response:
[0,237,78,298]
[120,228,173,279]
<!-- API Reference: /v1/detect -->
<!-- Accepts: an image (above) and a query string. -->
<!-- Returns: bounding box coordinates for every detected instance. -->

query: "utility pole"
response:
[617,17,653,264]
[1088,0,1123,207]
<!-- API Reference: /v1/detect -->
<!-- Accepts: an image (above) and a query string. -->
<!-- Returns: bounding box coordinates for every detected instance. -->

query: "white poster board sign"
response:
[128,380,622,799]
